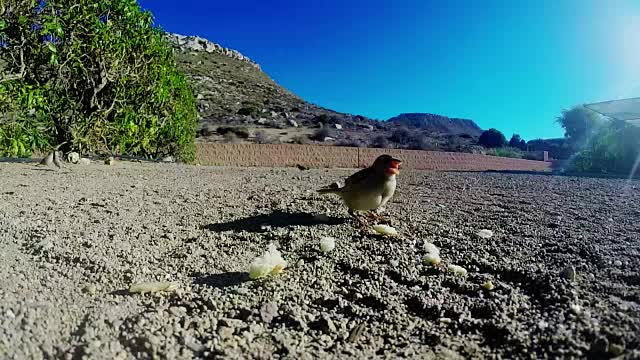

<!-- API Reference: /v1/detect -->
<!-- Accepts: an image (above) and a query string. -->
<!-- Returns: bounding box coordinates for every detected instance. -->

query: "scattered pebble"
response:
[560,265,576,281]
[82,284,98,295]
[476,229,494,239]
[78,158,91,165]
[613,260,623,267]
[570,303,582,314]
[319,236,336,253]
[104,156,115,165]
[259,303,279,323]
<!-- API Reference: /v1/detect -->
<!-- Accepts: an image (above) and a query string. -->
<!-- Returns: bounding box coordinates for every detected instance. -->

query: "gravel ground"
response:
[0,160,639,359]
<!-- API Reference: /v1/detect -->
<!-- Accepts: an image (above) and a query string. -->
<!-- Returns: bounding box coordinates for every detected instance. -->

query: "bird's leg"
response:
[348,209,369,228]
[368,209,389,224]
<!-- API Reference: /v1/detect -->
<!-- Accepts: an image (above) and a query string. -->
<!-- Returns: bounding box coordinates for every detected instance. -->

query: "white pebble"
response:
[319,236,336,252]
[476,229,494,239]
[570,303,581,314]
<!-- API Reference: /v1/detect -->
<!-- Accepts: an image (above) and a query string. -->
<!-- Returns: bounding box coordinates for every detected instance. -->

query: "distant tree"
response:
[556,105,603,151]
[478,129,507,148]
[509,134,527,150]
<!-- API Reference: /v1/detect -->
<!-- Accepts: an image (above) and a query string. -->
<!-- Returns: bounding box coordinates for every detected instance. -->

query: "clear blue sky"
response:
[139,0,640,140]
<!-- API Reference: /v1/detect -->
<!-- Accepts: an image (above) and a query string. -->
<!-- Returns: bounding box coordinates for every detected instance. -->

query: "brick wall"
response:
[195,143,551,172]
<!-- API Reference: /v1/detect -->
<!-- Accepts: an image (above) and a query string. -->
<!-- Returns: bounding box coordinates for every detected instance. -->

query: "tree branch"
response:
[0,38,26,83]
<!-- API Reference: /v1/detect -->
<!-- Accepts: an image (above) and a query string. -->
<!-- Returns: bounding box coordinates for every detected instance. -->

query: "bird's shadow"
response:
[202,210,346,233]
[192,271,249,289]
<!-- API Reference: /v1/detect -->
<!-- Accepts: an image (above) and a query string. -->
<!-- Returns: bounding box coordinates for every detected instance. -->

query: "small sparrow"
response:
[318,154,401,226]
[52,151,64,169]
[39,152,55,167]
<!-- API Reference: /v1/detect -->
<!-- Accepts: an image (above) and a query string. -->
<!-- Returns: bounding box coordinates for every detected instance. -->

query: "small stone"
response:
[319,236,336,252]
[105,156,115,165]
[78,158,91,165]
[162,156,174,163]
[67,152,80,164]
[217,326,235,339]
[389,259,399,267]
[476,229,494,239]
[346,323,365,343]
[334,124,342,130]
[259,303,278,323]
[560,265,576,281]
[608,343,625,356]
[570,303,581,314]
[613,260,623,267]
[83,284,98,295]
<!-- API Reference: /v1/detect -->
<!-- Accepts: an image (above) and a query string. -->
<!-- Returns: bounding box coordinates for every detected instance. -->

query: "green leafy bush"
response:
[485,147,524,159]
[569,120,640,175]
[0,0,197,161]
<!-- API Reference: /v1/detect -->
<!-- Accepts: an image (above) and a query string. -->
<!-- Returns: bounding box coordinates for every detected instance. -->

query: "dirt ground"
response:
[0,160,638,359]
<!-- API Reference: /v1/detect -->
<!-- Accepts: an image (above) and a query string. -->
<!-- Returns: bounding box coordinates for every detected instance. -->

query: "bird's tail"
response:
[317,182,341,194]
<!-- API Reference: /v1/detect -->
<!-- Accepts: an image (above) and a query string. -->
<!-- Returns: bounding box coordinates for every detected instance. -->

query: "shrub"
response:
[223,132,238,143]
[254,130,276,144]
[478,129,507,148]
[310,127,331,141]
[237,106,257,116]
[291,135,308,144]
[389,127,412,145]
[409,134,436,151]
[371,135,390,148]
[568,119,640,175]
[485,147,524,159]
[314,114,329,124]
[336,138,364,147]
[217,126,249,139]
[0,0,197,161]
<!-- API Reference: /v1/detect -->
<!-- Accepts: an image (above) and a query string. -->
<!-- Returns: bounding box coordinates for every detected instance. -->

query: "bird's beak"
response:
[386,158,402,175]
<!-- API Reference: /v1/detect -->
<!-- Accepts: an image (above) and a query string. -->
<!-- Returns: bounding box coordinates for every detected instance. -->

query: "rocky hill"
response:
[388,113,482,137]
[168,33,484,151]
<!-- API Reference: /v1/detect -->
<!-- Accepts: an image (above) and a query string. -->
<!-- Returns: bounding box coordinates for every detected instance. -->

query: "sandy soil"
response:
[0,160,638,359]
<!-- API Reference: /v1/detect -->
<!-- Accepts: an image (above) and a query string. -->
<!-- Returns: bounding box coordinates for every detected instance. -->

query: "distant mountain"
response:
[387,113,483,137]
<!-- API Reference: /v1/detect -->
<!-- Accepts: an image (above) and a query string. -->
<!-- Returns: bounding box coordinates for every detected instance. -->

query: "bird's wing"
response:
[344,167,375,187]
